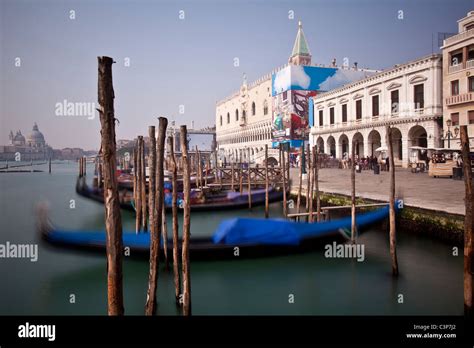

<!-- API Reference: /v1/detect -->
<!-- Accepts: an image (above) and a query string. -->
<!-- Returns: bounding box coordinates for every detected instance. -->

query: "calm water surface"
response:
[0,162,463,315]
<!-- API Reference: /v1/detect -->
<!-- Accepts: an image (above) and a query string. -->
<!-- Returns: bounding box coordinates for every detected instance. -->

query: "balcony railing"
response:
[467,59,474,69]
[446,92,474,106]
[448,64,464,74]
[444,28,474,46]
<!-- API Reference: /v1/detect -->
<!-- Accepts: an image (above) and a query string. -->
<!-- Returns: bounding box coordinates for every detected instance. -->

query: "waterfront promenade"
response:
[289,167,465,215]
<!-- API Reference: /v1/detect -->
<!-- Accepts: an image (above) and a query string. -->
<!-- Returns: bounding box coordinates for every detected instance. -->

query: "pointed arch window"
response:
[263,100,268,115]
[235,109,239,121]
[220,115,223,126]
[252,102,256,116]
[227,113,230,124]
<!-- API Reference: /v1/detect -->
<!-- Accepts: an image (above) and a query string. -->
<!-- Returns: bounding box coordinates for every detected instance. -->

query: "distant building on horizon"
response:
[0,123,94,161]
[0,123,53,161]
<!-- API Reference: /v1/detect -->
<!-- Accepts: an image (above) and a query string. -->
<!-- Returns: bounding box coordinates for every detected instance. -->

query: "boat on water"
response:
[76,177,284,212]
[37,203,394,260]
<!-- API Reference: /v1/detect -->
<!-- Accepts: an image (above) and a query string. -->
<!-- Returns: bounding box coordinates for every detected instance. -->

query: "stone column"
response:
[347,136,353,159]
[363,135,369,158]
[335,135,341,159]
[401,137,409,168]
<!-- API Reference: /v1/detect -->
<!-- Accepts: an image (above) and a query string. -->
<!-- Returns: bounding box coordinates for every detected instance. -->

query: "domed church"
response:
[9,123,47,148]
[1,122,52,161]
[26,123,46,148]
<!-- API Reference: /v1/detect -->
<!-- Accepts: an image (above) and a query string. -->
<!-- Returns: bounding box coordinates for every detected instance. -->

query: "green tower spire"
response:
[291,21,311,58]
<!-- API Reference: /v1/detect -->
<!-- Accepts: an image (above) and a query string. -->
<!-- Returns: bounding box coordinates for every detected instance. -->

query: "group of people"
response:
[341,153,390,171]
[294,153,340,169]
[292,152,392,171]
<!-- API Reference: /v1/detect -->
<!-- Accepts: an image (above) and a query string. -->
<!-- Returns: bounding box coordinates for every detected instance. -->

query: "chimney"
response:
[331,58,337,67]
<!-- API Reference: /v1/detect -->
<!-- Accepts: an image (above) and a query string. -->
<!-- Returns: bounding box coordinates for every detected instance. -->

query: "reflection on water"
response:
[0,162,463,315]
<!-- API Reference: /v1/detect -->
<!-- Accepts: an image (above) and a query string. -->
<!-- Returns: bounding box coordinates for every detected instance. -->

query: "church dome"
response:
[27,123,46,147]
[13,130,26,146]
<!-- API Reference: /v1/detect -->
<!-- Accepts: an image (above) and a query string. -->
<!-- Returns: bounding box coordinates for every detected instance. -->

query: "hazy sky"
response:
[1,0,472,150]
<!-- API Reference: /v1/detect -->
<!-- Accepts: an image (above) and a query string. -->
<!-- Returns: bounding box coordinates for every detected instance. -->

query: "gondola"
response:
[76,177,284,212]
[37,203,393,261]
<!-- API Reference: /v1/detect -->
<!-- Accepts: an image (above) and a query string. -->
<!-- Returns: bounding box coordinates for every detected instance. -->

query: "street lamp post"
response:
[445,119,460,149]
[301,139,306,174]
[446,119,452,149]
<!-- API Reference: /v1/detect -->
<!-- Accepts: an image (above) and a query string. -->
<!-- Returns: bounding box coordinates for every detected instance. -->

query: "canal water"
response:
[0,162,463,315]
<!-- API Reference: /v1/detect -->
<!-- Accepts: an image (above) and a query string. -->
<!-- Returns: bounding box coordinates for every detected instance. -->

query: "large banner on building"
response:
[272,90,317,142]
[271,65,374,147]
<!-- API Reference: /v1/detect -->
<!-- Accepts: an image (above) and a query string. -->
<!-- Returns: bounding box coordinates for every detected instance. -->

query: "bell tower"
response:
[289,21,312,66]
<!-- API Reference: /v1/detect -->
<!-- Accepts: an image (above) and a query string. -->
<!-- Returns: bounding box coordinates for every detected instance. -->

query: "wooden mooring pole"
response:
[231,162,235,191]
[306,144,311,214]
[147,126,157,272]
[145,117,167,315]
[196,146,202,190]
[180,125,192,316]
[308,146,314,223]
[278,145,282,168]
[205,158,209,188]
[247,148,251,210]
[133,146,138,230]
[48,157,51,174]
[97,56,124,315]
[264,144,269,218]
[314,146,320,222]
[386,126,399,276]
[162,196,169,269]
[460,125,473,315]
[296,146,303,215]
[239,163,243,194]
[160,141,169,269]
[79,157,83,177]
[135,137,143,234]
[169,136,181,304]
[141,137,147,232]
[286,146,290,182]
[214,149,219,186]
[281,143,287,217]
[351,140,357,243]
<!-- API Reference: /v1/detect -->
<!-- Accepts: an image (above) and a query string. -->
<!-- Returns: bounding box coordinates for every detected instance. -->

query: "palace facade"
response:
[309,54,443,168]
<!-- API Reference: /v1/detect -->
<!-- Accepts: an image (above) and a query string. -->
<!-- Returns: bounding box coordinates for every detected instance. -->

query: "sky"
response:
[0,0,472,150]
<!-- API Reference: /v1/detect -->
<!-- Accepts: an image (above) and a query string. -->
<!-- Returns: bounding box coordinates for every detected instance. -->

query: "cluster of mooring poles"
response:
[78,157,87,177]
[97,56,191,316]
